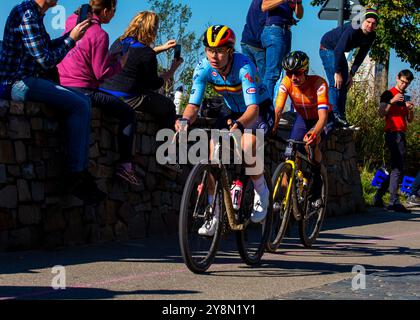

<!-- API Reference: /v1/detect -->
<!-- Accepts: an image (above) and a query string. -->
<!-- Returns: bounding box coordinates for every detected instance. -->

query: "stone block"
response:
[17,179,31,202]
[43,207,66,231]
[27,146,42,162]
[31,118,43,130]
[0,164,6,184]
[31,181,45,202]
[141,135,152,155]
[100,226,114,242]
[14,141,26,163]
[8,117,31,139]
[0,185,18,208]
[118,202,135,225]
[18,205,41,225]
[0,122,7,138]
[7,165,20,177]
[128,213,146,239]
[0,99,9,117]
[0,209,16,231]
[0,140,15,163]
[114,221,129,241]
[25,102,42,116]
[9,101,24,115]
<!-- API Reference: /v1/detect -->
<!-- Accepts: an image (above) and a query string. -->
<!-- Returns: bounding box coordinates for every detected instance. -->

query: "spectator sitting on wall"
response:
[58,0,140,186]
[0,0,105,205]
[100,11,183,131]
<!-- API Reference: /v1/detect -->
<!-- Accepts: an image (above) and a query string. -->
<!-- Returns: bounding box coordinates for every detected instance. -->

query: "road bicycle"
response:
[267,137,328,250]
[179,128,273,273]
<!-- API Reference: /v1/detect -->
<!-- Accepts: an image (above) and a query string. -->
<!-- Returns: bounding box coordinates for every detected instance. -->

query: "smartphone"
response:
[77,4,91,24]
[404,94,411,102]
[174,44,181,60]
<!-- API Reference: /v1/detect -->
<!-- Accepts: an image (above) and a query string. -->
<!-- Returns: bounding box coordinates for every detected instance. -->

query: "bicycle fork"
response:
[273,160,302,220]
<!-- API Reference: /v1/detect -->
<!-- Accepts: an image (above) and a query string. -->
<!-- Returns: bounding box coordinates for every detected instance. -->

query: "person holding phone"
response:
[58,0,140,186]
[100,11,183,131]
[374,69,415,213]
[0,0,108,204]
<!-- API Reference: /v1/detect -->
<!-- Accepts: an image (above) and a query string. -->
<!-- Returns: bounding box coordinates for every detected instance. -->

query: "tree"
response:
[147,0,202,99]
[310,0,420,72]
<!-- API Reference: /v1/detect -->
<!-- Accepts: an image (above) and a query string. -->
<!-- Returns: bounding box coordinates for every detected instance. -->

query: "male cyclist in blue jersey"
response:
[175,25,275,236]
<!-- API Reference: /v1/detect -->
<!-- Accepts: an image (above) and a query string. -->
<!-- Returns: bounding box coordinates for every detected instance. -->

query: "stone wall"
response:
[0,99,364,251]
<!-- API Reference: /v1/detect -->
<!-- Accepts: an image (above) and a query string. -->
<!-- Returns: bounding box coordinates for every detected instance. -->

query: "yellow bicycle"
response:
[267,137,328,250]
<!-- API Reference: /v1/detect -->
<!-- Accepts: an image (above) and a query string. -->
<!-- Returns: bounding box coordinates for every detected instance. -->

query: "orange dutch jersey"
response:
[275,75,331,120]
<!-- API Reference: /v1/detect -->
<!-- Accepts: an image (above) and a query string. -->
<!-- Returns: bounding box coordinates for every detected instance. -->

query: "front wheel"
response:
[236,170,273,265]
[179,163,223,273]
[298,165,328,248]
[267,162,293,252]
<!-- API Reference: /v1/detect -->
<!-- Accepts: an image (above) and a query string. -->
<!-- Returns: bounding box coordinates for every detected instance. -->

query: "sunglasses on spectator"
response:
[286,70,305,77]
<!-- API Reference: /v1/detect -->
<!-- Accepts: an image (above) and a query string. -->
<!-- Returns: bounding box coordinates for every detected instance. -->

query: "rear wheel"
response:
[298,165,328,247]
[236,170,273,265]
[179,164,223,273]
[267,162,293,252]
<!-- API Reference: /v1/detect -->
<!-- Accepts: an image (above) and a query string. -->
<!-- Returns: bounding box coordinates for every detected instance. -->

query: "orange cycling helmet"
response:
[203,25,236,48]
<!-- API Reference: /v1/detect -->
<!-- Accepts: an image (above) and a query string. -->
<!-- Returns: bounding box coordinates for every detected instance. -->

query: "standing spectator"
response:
[320,6,378,128]
[406,171,420,206]
[261,0,304,99]
[58,0,140,186]
[241,0,267,79]
[0,0,105,204]
[374,70,415,213]
[100,11,183,131]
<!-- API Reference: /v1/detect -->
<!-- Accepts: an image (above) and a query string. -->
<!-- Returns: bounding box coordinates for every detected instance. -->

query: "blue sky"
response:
[0,0,418,90]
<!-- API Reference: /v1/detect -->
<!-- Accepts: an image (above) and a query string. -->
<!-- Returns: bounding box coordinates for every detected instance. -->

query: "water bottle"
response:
[231,180,243,210]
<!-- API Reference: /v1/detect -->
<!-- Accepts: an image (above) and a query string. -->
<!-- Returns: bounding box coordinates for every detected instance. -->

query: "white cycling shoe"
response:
[198,200,220,237]
[250,185,269,223]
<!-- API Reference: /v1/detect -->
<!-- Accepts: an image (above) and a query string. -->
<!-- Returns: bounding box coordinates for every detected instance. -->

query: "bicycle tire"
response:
[179,163,223,273]
[236,169,273,265]
[266,162,294,252]
[298,164,328,248]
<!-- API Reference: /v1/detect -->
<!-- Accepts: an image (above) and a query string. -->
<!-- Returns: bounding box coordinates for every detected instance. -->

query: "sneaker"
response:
[198,199,220,237]
[116,165,141,186]
[68,171,107,206]
[386,203,411,213]
[406,195,420,206]
[250,184,269,223]
[334,116,351,129]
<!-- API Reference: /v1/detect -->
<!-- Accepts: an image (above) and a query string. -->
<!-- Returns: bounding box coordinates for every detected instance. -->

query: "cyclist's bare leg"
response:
[305,135,322,164]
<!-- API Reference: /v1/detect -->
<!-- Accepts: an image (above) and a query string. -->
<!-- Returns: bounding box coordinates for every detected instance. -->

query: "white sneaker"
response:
[250,184,269,223]
[198,200,220,237]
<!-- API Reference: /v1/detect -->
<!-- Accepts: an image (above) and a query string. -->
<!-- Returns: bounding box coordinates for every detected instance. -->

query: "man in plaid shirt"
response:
[0,0,105,205]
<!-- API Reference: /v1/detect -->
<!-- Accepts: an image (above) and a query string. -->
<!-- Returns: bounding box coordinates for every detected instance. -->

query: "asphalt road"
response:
[0,206,419,301]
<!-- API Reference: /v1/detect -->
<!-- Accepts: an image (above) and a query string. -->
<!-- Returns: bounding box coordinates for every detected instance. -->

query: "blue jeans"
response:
[261,25,291,99]
[241,43,266,80]
[11,77,92,172]
[319,48,349,119]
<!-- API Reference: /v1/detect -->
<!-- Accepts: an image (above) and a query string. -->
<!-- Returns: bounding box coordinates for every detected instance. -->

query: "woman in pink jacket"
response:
[58,0,139,186]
